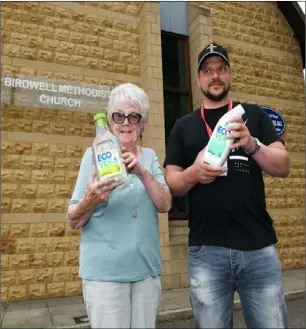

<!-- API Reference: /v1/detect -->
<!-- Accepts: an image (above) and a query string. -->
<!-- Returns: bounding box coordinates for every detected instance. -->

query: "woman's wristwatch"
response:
[244,137,261,156]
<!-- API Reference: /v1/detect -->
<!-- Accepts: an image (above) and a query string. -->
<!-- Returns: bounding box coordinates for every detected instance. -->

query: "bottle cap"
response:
[94,113,107,121]
[94,113,107,128]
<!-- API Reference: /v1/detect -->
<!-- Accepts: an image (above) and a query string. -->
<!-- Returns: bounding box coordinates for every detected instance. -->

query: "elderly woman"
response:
[67,82,172,329]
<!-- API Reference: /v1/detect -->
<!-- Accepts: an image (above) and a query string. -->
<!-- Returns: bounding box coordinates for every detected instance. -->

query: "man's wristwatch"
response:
[245,137,261,156]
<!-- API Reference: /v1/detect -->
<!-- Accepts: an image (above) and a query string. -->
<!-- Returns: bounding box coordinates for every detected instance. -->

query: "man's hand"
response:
[189,149,227,185]
[227,116,254,152]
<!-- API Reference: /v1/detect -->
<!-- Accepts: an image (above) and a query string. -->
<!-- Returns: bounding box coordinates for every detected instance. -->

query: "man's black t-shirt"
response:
[164,102,281,251]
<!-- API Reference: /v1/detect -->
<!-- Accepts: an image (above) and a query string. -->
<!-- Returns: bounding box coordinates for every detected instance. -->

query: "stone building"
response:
[1,1,305,302]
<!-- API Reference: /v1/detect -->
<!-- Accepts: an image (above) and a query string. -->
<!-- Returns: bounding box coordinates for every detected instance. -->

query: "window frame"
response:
[161,30,193,221]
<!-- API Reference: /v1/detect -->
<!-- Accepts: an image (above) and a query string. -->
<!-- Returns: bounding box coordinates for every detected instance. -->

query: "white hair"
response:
[107,83,150,123]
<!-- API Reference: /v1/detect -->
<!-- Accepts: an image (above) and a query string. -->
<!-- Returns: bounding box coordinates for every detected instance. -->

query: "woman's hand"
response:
[121,147,144,176]
[84,170,124,206]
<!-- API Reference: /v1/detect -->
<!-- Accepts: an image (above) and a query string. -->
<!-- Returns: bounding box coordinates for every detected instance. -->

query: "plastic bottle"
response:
[203,104,245,167]
[92,113,127,181]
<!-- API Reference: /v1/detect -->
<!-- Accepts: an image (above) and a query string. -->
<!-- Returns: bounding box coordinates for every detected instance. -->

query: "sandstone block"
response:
[1,239,17,254]
[28,283,46,299]
[99,37,113,49]
[70,32,85,44]
[49,224,65,237]
[29,223,48,238]
[71,10,85,21]
[10,32,27,46]
[36,238,53,253]
[17,239,36,254]
[54,52,70,65]
[1,224,10,239]
[74,44,89,57]
[126,4,139,16]
[82,124,95,137]
[56,184,72,198]
[85,35,99,46]
[23,108,40,119]
[65,281,81,296]
[38,157,55,170]
[49,171,66,184]
[70,54,85,67]
[21,156,38,170]
[54,238,71,252]
[36,268,54,283]
[15,269,35,285]
[47,282,65,298]
[65,224,80,237]
[1,142,15,155]
[46,252,65,267]
[31,170,49,183]
[2,184,19,198]
[66,145,82,158]
[84,57,99,70]
[65,171,78,183]
[27,36,43,47]
[5,19,22,32]
[37,50,53,62]
[98,2,113,10]
[32,143,49,156]
[8,285,27,301]
[9,254,29,270]
[33,120,50,134]
[53,267,71,282]
[59,41,75,54]
[42,38,59,51]
[65,252,79,266]
[2,255,9,271]
[48,199,65,212]
[112,2,126,13]
[11,199,31,213]
[40,3,55,15]
[71,266,79,281]
[29,253,46,268]
[70,237,80,250]
[76,22,90,34]
[30,197,48,210]
[20,46,37,60]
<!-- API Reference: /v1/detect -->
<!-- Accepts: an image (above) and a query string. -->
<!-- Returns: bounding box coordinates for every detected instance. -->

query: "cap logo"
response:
[207,43,217,53]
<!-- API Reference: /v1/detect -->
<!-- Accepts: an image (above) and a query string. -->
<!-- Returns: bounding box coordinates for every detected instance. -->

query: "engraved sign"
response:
[1,74,113,113]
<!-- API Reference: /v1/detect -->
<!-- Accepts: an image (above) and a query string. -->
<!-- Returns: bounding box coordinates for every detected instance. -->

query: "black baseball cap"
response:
[197,43,230,72]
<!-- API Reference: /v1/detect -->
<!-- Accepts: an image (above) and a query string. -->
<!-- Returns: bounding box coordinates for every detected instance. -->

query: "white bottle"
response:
[92,113,127,182]
[203,104,245,167]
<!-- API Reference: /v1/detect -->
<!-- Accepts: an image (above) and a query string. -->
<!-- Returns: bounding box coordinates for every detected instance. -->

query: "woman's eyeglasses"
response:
[112,112,142,125]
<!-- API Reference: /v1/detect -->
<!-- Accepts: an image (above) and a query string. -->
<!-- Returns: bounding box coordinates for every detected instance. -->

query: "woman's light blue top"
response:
[70,147,168,282]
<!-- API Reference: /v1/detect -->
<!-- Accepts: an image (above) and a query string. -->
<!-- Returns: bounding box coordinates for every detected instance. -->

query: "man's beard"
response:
[201,83,230,102]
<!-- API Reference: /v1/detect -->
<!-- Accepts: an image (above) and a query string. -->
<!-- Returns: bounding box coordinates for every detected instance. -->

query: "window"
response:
[161,31,192,220]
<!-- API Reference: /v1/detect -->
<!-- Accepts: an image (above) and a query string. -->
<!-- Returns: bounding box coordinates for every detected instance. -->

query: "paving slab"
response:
[46,296,84,307]
[159,297,182,312]
[162,289,191,309]
[48,303,87,327]
[6,300,46,312]
[2,308,52,328]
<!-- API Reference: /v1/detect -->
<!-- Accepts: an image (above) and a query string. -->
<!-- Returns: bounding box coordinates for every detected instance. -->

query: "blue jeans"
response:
[189,244,288,328]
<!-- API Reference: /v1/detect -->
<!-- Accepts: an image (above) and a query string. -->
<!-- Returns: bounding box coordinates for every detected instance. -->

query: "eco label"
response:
[96,149,121,178]
[207,138,226,158]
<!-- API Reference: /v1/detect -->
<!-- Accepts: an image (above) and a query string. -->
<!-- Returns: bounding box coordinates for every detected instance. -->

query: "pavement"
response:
[0,268,304,328]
